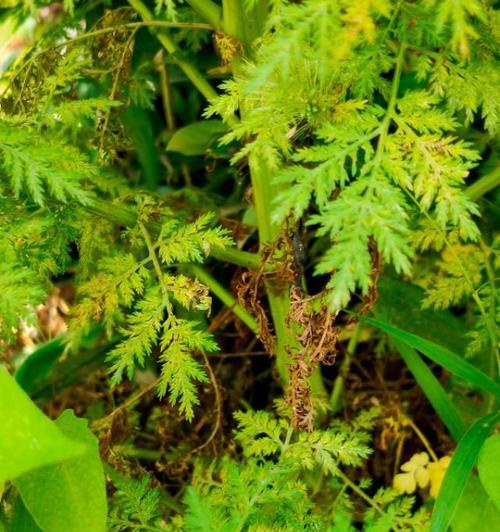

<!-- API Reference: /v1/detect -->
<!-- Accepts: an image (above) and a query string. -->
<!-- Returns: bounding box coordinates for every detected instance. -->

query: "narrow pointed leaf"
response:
[393,339,467,441]
[360,315,500,397]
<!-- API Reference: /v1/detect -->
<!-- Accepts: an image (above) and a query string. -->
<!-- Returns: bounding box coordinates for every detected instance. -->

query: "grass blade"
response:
[430,410,500,532]
[394,339,467,441]
[360,315,500,398]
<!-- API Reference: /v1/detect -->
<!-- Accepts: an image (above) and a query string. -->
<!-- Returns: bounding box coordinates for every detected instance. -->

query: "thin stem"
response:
[478,237,498,410]
[156,51,176,131]
[330,323,362,412]
[190,349,223,453]
[467,166,500,201]
[282,424,294,452]
[93,378,160,431]
[85,198,261,269]
[402,415,439,462]
[99,29,137,149]
[183,264,258,332]
[336,470,384,515]
[139,222,168,299]
[128,0,222,107]
[368,37,406,180]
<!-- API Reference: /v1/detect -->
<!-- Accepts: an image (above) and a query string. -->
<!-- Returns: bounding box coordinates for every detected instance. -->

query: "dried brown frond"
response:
[236,269,275,354]
[287,288,340,431]
[348,237,383,325]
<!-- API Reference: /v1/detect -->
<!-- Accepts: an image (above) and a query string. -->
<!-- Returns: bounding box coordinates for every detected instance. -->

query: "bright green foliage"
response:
[15,410,108,532]
[0,0,498,530]
[210,0,492,313]
[108,288,166,384]
[428,0,486,57]
[89,211,231,420]
[181,409,427,530]
[158,212,233,266]
[158,316,215,420]
[477,434,500,511]
[77,212,229,420]
[0,263,44,343]
[108,474,162,531]
[0,123,95,206]
[451,476,500,532]
[0,369,84,486]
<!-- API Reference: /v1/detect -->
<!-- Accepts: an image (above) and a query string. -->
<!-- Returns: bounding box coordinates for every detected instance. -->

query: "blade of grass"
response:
[430,410,500,532]
[393,339,467,441]
[359,315,500,398]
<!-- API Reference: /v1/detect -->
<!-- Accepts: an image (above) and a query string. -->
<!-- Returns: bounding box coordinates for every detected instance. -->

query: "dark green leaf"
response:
[376,277,467,355]
[7,496,42,532]
[122,105,162,189]
[167,120,227,156]
[360,315,500,398]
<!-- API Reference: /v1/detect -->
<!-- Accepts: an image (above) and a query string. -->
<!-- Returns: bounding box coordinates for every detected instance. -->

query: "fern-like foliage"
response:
[180,408,427,530]
[0,263,45,343]
[71,205,232,420]
[0,120,95,206]
[108,474,163,531]
[209,1,493,312]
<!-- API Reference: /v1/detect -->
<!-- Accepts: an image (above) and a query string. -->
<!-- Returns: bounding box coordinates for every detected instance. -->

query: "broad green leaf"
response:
[393,340,467,441]
[360,315,500,398]
[14,335,66,395]
[0,368,84,485]
[431,411,500,532]
[478,434,500,511]
[15,410,107,532]
[451,476,500,532]
[8,496,42,532]
[14,326,106,399]
[167,120,227,156]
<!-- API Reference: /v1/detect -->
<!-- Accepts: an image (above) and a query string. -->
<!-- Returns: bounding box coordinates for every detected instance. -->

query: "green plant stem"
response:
[337,470,384,515]
[222,1,325,395]
[183,264,258,332]
[247,154,292,383]
[128,0,219,105]
[185,0,222,30]
[113,445,163,461]
[85,198,260,270]
[478,237,498,410]
[369,37,406,180]
[222,0,247,42]
[402,415,439,462]
[467,166,500,201]
[138,222,169,299]
[330,323,362,412]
